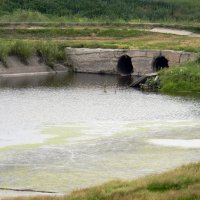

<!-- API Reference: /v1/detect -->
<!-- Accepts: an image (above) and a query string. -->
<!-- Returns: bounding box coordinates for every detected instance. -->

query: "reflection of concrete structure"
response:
[65,48,198,75]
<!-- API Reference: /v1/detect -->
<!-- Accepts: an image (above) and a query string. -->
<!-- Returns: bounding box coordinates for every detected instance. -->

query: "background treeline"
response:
[0,0,199,22]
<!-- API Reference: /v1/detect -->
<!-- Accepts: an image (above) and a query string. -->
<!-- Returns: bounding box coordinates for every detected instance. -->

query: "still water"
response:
[0,73,200,195]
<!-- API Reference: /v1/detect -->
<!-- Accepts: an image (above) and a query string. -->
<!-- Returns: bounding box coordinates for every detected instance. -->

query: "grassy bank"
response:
[3,162,200,200]
[159,60,200,94]
[0,40,65,66]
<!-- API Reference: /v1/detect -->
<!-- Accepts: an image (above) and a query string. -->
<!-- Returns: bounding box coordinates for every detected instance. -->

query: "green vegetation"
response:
[159,60,200,93]
[0,0,200,23]
[3,163,200,200]
[9,41,34,64]
[0,28,149,39]
[0,40,65,66]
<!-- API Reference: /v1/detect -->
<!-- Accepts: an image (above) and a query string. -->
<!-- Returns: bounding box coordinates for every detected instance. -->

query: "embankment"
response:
[0,48,198,76]
[0,55,68,76]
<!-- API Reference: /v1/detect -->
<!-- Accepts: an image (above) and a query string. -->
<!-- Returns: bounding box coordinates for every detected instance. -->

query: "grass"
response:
[0,22,200,52]
[0,21,200,33]
[0,40,65,66]
[159,60,200,93]
[0,28,150,39]
[36,42,65,67]
[2,162,200,200]
[9,41,34,64]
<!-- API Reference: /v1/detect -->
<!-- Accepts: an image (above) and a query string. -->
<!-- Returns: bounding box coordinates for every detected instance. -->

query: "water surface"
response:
[0,73,200,195]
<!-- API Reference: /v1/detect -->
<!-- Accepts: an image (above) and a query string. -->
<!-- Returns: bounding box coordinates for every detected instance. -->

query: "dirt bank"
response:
[0,55,68,76]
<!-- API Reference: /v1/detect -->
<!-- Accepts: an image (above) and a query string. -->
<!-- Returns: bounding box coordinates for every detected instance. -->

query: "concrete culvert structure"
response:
[117,55,134,76]
[153,56,169,72]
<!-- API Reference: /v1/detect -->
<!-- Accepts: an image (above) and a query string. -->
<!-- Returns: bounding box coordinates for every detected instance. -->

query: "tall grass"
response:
[159,60,200,93]
[0,42,12,65]
[36,42,65,66]
[9,41,34,64]
[0,40,65,66]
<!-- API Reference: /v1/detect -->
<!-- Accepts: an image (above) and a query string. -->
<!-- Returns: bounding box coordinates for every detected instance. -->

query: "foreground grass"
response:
[3,163,200,200]
[159,60,200,93]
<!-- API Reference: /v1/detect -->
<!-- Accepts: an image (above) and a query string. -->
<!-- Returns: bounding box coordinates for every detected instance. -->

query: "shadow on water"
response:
[0,72,137,89]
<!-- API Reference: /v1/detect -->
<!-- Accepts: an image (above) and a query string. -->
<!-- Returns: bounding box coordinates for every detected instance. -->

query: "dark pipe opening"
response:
[117,55,134,76]
[153,56,169,72]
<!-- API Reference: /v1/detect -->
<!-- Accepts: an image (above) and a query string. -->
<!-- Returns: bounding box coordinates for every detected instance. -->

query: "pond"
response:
[0,72,200,197]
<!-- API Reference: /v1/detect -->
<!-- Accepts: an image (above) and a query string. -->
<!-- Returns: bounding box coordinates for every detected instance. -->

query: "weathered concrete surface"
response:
[65,48,198,75]
[0,55,68,76]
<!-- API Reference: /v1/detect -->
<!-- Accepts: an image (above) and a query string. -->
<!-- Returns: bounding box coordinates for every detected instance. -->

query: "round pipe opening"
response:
[117,55,134,76]
[153,56,169,72]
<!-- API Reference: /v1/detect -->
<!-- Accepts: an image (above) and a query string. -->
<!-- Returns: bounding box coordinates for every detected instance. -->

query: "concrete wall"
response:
[65,48,198,75]
[0,55,68,76]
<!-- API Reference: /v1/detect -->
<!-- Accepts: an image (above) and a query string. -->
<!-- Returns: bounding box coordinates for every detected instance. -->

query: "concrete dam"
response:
[0,48,198,76]
[65,48,198,75]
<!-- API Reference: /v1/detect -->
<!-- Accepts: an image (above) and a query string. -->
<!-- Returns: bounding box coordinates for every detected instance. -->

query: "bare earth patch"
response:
[150,27,200,37]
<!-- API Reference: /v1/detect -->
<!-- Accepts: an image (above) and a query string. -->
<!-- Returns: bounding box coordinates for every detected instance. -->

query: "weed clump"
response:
[159,60,200,93]
[36,42,65,67]
[0,40,66,67]
[9,41,34,64]
[0,42,11,66]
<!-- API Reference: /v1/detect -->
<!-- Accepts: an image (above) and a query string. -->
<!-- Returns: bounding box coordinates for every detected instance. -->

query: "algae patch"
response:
[42,125,87,145]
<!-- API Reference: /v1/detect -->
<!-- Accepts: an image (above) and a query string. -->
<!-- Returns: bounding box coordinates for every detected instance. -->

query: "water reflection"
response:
[0,73,137,89]
[0,73,74,88]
